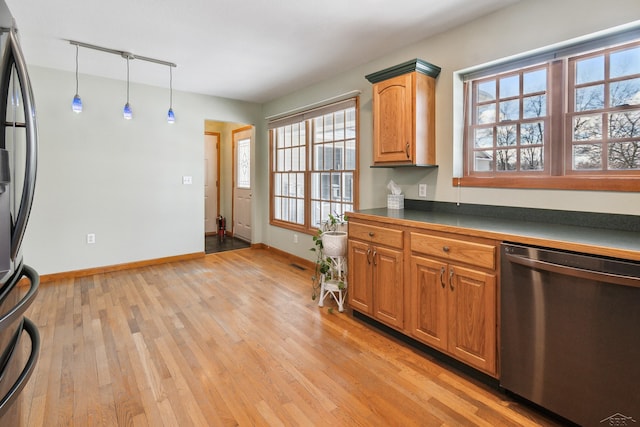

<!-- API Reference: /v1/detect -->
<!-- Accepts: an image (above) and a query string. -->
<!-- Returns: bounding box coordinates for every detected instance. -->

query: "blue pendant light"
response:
[167,65,175,123]
[71,45,83,113]
[123,55,133,120]
[123,102,132,120]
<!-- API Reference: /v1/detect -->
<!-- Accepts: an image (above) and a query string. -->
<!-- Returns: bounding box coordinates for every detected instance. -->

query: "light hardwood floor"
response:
[22,248,559,426]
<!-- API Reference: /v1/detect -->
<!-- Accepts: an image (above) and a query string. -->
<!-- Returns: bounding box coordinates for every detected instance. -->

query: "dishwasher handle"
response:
[504,252,640,289]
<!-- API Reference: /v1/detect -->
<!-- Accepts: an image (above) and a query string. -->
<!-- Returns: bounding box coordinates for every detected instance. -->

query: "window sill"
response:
[270,219,318,236]
[453,176,640,192]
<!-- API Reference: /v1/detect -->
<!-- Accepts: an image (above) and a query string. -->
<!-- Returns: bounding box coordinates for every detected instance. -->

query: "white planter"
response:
[321,231,348,257]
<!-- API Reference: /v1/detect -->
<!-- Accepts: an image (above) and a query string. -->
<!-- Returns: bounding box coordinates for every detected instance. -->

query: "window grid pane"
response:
[569,41,640,172]
[272,122,306,224]
[470,65,548,174]
[310,106,357,230]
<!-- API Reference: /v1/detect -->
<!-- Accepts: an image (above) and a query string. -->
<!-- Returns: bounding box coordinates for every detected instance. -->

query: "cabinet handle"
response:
[405,142,410,158]
[439,266,446,288]
[449,267,455,290]
[442,246,450,253]
[373,250,377,266]
[368,232,374,237]
[366,248,372,265]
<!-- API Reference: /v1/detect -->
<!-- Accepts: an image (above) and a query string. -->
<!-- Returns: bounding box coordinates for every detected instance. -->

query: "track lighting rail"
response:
[68,40,176,68]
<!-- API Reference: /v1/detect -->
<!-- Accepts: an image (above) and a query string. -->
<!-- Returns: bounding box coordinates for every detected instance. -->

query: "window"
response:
[568,45,640,173]
[469,65,549,174]
[461,31,640,191]
[270,98,358,234]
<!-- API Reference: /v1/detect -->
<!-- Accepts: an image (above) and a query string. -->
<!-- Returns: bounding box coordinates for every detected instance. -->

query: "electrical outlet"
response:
[293,233,298,244]
[419,184,428,198]
[182,176,193,185]
[87,233,96,244]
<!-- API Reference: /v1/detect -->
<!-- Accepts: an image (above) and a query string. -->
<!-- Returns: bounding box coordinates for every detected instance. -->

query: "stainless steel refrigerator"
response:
[0,0,40,424]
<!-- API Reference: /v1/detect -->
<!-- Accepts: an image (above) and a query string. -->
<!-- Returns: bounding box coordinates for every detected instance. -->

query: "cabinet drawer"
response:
[410,233,495,270]
[349,222,403,249]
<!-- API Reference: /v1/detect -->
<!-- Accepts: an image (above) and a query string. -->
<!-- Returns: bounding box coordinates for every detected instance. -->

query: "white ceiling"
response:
[6,0,520,103]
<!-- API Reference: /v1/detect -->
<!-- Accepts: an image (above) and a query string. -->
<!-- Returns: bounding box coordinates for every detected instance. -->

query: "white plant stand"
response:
[318,255,347,312]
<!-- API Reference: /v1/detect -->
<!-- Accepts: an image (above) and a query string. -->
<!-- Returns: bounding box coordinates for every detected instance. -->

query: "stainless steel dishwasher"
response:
[500,243,640,427]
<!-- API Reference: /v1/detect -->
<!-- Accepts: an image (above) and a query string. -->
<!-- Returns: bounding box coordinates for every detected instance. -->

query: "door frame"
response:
[204,131,221,236]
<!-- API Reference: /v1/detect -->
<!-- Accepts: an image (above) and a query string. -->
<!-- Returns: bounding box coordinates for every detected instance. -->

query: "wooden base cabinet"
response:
[347,222,404,330]
[347,218,498,377]
[410,255,497,376]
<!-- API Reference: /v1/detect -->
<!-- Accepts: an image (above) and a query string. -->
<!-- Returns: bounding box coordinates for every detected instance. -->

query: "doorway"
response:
[203,120,253,253]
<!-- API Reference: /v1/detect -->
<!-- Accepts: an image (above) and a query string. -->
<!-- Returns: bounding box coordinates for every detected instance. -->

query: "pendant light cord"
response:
[169,65,173,108]
[126,57,130,103]
[75,44,79,94]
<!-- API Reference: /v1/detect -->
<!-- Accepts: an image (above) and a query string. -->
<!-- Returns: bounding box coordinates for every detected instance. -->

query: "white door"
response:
[233,126,252,242]
[204,132,219,235]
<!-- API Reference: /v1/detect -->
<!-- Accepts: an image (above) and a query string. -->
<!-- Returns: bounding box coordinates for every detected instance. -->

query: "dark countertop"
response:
[349,207,640,262]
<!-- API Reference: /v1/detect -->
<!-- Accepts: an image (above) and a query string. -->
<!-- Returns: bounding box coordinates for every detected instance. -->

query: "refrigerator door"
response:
[0,9,40,425]
[0,27,38,267]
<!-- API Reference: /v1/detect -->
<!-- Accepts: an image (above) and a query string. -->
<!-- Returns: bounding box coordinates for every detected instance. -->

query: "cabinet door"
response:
[372,73,413,163]
[372,246,404,329]
[347,239,373,315]
[410,256,448,351]
[447,265,497,375]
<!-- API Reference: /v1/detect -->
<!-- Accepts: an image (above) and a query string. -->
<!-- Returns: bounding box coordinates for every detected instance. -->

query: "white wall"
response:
[23,66,262,275]
[261,0,640,260]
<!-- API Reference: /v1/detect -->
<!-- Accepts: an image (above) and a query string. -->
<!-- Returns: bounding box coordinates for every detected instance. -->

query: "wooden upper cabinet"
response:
[372,73,414,163]
[366,59,441,167]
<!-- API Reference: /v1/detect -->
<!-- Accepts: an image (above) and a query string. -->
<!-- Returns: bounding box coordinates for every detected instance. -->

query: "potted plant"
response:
[320,214,348,257]
[311,213,348,305]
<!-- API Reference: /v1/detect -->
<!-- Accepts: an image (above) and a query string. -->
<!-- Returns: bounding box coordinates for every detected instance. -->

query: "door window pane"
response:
[237,138,250,189]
